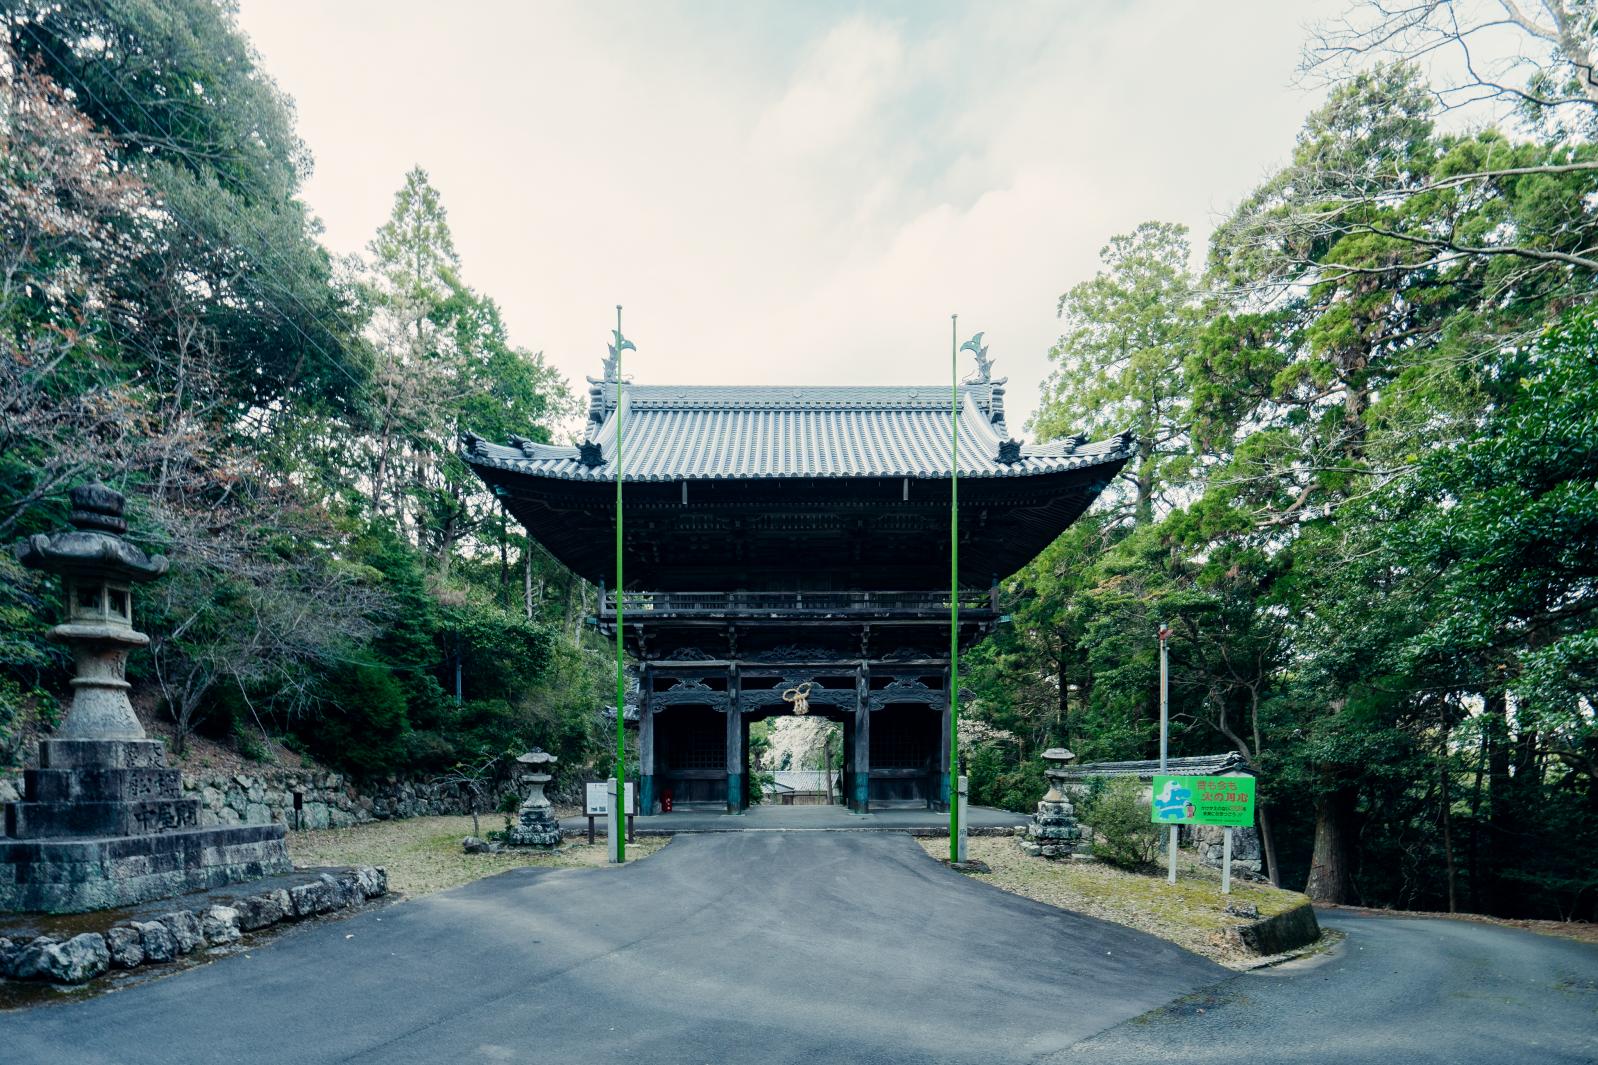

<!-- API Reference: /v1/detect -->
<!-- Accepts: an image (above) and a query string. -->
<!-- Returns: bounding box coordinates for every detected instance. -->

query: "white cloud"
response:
[237,0,1335,434]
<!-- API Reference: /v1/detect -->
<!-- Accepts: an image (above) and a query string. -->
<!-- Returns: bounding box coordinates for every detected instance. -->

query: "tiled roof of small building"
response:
[1062,752,1255,781]
[464,382,1132,483]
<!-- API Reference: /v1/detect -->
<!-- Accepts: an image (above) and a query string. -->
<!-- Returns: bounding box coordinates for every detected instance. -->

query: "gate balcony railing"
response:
[598,589,999,618]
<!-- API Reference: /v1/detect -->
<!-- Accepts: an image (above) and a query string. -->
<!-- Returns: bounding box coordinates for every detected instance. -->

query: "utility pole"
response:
[1160,622,1175,885]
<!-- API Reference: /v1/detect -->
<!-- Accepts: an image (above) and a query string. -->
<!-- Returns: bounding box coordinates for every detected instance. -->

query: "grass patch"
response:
[286,815,668,898]
[918,835,1313,968]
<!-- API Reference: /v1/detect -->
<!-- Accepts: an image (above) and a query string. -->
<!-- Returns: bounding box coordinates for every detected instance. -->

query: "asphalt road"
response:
[1,834,1593,1064]
[1058,909,1598,1065]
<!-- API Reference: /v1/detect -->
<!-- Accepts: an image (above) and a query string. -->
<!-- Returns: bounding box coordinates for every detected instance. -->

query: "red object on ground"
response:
[662,790,673,813]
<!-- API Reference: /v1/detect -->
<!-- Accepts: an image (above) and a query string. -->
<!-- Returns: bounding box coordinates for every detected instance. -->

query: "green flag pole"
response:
[949,313,960,862]
[613,305,631,864]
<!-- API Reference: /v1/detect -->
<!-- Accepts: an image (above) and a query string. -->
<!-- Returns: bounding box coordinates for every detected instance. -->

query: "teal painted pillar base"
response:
[726,773,743,814]
[640,774,656,815]
[937,771,951,812]
[852,776,869,813]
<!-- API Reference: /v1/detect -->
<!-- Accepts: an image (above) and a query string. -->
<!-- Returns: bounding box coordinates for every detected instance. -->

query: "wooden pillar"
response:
[639,664,656,814]
[938,666,952,813]
[852,660,870,812]
[726,663,743,813]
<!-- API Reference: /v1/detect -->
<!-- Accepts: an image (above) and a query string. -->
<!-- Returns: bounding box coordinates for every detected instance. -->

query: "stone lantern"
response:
[14,482,168,742]
[507,749,561,847]
[1021,747,1082,859]
[1,482,291,913]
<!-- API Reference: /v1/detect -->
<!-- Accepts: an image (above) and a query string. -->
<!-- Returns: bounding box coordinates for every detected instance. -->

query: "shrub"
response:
[1078,777,1161,869]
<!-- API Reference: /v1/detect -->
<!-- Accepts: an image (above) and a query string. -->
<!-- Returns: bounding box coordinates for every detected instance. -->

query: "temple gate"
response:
[464,353,1129,814]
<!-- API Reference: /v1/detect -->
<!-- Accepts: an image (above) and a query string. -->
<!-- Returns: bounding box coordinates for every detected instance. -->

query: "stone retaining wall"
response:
[1,768,518,832]
[184,769,521,830]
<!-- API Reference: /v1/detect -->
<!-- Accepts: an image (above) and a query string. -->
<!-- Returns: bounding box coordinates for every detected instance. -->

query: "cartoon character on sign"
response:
[1153,779,1193,822]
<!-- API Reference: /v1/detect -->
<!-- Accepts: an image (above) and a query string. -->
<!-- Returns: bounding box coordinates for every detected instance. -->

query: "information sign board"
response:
[585,781,636,816]
[1150,774,1254,827]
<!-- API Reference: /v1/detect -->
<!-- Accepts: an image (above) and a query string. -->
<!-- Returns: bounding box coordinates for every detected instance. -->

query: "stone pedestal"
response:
[1,483,290,913]
[506,749,561,848]
[1021,747,1082,860]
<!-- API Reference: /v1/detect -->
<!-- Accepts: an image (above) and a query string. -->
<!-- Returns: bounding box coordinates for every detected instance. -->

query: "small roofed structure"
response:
[1057,751,1254,784]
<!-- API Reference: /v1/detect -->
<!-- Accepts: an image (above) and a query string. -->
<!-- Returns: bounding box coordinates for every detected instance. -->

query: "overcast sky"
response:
[236,1,1338,433]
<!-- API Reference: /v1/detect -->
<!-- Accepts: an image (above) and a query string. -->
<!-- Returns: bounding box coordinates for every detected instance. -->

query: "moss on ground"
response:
[918,835,1313,968]
[287,815,668,898]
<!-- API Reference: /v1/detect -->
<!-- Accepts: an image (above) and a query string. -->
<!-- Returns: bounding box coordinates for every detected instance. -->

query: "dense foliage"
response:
[0,3,609,784]
[963,19,1598,919]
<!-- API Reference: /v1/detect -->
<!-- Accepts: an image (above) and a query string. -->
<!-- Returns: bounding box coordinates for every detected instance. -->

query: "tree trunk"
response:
[523,548,534,619]
[1258,801,1282,888]
[1486,689,1513,912]
[1304,785,1359,903]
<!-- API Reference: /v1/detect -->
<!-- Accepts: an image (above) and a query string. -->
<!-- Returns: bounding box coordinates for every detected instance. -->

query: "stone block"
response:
[288,879,334,918]
[1227,902,1320,956]
[0,936,18,978]
[106,926,144,969]
[320,871,361,910]
[201,905,242,945]
[37,739,165,770]
[132,921,175,963]
[5,796,203,839]
[234,892,286,931]
[157,910,205,954]
[23,767,182,804]
[355,866,386,899]
[15,932,110,983]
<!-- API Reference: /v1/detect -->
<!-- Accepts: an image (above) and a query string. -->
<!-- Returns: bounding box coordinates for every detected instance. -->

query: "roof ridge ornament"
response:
[603,326,636,383]
[959,331,995,384]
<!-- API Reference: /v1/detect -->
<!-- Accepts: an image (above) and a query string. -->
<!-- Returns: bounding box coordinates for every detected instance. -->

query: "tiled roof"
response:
[464,383,1132,482]
[1062,752,1255,781]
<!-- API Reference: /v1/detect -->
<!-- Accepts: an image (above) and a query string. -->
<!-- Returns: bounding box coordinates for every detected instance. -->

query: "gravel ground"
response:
[285,815,668,897]
[917,835,1311,967]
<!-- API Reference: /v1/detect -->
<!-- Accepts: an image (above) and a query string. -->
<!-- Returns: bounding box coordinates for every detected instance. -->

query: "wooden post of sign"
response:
[606,776,620,863]
[1222,826,1233,894]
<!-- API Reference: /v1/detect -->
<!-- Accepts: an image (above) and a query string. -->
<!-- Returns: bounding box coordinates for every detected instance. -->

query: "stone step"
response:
[5,798,202,840]
[24,768,182,804]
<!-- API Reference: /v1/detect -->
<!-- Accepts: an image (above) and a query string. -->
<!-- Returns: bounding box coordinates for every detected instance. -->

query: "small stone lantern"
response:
[1021,747,1082,859]
[14,482,169,741]
[507,748,561,847]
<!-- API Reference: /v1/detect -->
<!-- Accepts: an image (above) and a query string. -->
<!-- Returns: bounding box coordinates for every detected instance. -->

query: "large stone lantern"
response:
[14,481,168,742]
[507,749,561,848]
[1,482,291,913]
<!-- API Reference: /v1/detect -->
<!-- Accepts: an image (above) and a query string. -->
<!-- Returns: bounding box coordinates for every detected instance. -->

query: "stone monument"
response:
[506,749,561,848]
[0,482,292,913]
[1021,747,1082,859]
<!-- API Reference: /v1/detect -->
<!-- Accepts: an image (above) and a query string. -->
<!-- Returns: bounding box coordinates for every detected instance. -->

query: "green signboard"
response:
[1150,774,1255,827]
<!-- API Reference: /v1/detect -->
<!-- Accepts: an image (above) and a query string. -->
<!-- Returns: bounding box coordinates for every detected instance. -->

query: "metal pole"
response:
[1160,623,1175,884]
[949,314,960,863]
[1222,826,1233,895]
[614,305,626,864]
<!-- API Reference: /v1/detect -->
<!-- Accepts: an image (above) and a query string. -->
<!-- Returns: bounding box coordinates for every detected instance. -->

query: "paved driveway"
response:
[4,834,1592,1064]
[0,832,1220,1064]
[1058,910,1598,1065]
